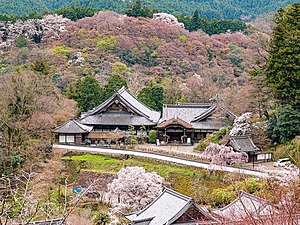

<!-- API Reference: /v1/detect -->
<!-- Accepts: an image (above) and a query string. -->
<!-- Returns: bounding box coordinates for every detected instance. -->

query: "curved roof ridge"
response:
[119,86,161,114]
[72,119,93,132]
[83,86,160,123]
[81,93,118,119]
[54,119,93,133]
[192,105,217,122]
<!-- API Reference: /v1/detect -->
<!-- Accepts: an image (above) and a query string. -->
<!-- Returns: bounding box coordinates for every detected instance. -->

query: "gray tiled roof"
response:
[191,122,226,130]
[54,119,93,134]
[126,187,218,225]
[160,103,232,130]
[212,191,278,220]
[82,87,160,123]
[126,188,193,225]
[80,112,157,126]
[227,136,259,152]
[161,103,211,123]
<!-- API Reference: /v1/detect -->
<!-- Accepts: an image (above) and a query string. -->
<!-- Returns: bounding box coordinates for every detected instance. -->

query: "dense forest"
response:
[0,0,299,20]
[0,2,299,224]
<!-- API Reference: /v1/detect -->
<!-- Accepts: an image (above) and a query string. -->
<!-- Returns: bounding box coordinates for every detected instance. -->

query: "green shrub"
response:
[15,34,28,48]
[267,105,300,144]
[51,45,71,57]
[94,211,110,224]
[148,130,157,144]
[97,36,117,52]
[245,178,262,193]
[179,35,188,42]
[30,60,50,75]
[210,189,236,207]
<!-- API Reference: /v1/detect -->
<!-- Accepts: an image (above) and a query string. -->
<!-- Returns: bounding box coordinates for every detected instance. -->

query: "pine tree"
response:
[137,84,164,111]
[190,9,200,31]
[73,76,103,112]
[265,3,300,106]
[103,74,128,100]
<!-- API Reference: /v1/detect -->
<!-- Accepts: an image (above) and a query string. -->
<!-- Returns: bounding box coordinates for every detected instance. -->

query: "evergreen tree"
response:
[103,74,128,100]
[55,5,96,21]
[137,84,164,111]
[73,76,104,112]
[30,60,50,75]
[266,104,300,143]
[124,0,156,18]
[265,3,300,106]
[15,34,28,48]
[190,9,201,31]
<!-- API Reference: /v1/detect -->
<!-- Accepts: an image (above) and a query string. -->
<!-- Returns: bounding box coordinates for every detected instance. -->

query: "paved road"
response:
[53,144,269,178]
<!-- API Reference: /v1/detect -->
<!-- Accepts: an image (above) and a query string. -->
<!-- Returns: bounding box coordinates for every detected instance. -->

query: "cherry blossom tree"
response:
[200,143,248,166]
[153,13,184,28]
[230,112,252,136]
[107,166,163,213]
[0,14,70,48]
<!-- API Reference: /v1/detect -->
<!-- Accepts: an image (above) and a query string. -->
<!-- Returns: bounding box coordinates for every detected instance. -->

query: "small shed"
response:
[226,136,268,163]
[54,119,93,144]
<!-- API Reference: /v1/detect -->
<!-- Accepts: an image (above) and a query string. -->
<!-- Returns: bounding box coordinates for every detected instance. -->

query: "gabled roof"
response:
[212,191,278,220]
[161,103,212,124]
[80,112,158,126]
[54,119,93,134]
[226,136,259,152]
[160,102,235,130]
[81,87,160,123]
[157,117,193,129]
[126,187,219,225]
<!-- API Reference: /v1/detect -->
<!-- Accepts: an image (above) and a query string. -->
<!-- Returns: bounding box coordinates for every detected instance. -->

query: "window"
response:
[66,134,75,143]
[59,134,66,143]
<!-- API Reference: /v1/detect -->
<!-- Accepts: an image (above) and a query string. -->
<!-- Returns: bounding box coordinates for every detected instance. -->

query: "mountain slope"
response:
[0,0,299,20]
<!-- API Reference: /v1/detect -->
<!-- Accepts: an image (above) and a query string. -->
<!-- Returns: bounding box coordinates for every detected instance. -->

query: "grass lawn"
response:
[61,153,259,205]
[61,153,211,179]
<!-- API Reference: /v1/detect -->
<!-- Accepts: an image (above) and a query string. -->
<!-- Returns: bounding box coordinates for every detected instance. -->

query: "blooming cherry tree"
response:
[200,143,248,166]
[107,166,163,213]
[153,13,184,28]
[230,112,252,136]
[0,14,70,48]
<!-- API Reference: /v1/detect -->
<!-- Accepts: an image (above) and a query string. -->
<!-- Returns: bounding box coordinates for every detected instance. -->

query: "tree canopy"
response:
[266,104,300,144]
[265,3,300,106]
[103,74,128,100]
[72,76,103,112]
[178,10,247,34]
[0,0,297,21]
[137,84,164,111]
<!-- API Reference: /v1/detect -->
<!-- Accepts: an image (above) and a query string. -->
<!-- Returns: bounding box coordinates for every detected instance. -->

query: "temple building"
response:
[126,187,220,225]
[54,87,235,145]
[226,136,272,163]
[212,191,278,223]
[55,87,160,145]
[157,102,235,144]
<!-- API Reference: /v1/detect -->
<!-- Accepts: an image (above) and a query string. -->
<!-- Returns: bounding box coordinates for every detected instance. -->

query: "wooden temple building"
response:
[157,103,235,144]
[126,187,220,225]
[54,87,235,145]
[226,136,272,163]
[55,86,160,145]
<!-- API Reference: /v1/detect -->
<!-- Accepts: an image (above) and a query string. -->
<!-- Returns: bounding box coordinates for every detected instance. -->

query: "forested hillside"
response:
[0,0,299,20]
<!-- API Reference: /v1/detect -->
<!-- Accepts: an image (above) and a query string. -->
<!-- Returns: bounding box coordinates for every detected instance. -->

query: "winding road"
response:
[53,144,269,178]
